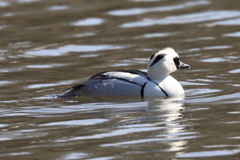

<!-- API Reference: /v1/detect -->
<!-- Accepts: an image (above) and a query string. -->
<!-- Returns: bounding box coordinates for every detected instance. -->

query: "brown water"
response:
[0,0,240,159]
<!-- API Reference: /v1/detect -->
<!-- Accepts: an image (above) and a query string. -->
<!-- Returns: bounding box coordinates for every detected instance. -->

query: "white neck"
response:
[147,67,169,81]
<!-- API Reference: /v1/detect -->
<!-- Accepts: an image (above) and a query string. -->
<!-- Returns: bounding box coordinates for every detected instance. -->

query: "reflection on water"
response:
[200,57,229,62]
[40,119,108,126]
[26,80,75,89]
[202,45,232,50]
[108,0,209,16]
[15,0,39,3]
[184,37,215,41]
[73,32,96,37]
[25,64,66,69]
[24,44,126,56]
[0,80,14,86]
[25,49,66,57]
[207,18,240,26]
[224,31,240,37]
[176,150,240,158]
[71,17,105,26]
[58,44,125,52]
[135,32,173,38]
[0,0,240,159]
[229,69,240,73]
[48,5,69,11]
[0,1,9,7]
[121,10,240,27]
[58,152,88,160]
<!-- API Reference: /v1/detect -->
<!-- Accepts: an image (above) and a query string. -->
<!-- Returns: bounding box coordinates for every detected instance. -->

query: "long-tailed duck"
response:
[57,47,190,98]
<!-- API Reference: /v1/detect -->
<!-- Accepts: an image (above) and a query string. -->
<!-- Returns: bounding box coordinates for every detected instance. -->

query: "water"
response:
[0,0,240,159]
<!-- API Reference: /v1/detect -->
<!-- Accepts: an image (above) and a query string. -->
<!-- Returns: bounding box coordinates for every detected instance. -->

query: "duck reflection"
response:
[55,96,200,155]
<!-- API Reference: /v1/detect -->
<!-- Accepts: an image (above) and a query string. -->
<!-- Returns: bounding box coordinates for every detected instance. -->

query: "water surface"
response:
[0,0,240,159]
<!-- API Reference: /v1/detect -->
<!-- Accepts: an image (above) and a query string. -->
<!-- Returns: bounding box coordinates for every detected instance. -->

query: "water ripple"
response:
[26,80,75,89]
[48,5,69,11]
[224,31,240,37]
[207,18,240,26]
[39,119,108,126]
[56,127,163,142]
[185,92,240,104]
[57,152,88,160]
[16,0,40,3]
[24,44,125,57]
[200,57,229,63]
[135,32,174,39]
[0,1,9,7]
[58,44,125,53]
[108,0,209,16]
[0,80,15,86]
[121,10,240,27]
[176,149,240,158]
[229,69,240,73]
[71,17,104,26]
[101,135,202,147]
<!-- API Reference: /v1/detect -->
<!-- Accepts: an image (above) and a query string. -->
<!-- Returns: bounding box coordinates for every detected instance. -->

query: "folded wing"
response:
[60,70,148,98]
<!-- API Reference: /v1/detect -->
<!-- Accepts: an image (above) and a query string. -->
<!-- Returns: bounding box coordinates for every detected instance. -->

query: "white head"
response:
[147,47,190,80]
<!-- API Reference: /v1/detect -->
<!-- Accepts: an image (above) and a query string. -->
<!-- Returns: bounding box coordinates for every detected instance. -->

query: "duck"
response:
[57,47,190,98]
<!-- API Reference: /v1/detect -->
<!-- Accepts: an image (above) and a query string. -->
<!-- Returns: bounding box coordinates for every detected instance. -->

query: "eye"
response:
[150,54,166,67]
[173,57,180,69]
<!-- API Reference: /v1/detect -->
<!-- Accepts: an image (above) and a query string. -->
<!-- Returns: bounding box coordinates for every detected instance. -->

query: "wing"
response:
[61,70,148,97]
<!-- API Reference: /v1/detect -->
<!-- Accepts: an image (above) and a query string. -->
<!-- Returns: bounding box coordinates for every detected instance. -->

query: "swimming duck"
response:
[57,47,190,98]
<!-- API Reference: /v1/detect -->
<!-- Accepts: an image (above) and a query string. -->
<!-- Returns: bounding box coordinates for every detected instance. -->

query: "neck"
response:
[147,69,169,81]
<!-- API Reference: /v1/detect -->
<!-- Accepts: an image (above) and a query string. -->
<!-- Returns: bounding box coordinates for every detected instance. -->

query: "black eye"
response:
[173,57,180,69]
[150,54,166,67]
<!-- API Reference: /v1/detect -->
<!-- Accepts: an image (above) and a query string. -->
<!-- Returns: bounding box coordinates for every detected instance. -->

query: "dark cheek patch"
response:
[173,57,180,69]
[150,54,166,67]
[149,53,156,60]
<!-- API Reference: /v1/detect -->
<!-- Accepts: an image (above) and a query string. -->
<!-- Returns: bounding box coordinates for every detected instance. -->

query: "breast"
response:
[144,81,167,97]
[143,76,184,97]
[160,76,184,96]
